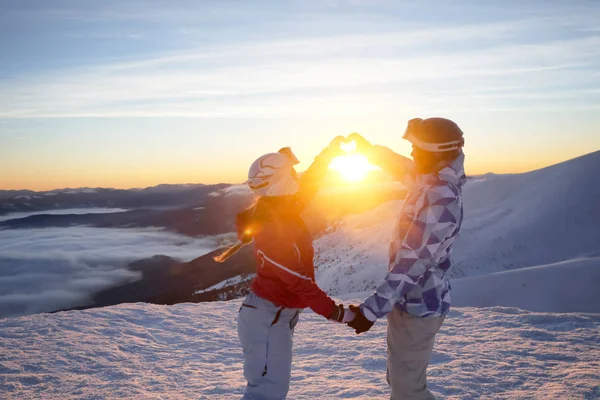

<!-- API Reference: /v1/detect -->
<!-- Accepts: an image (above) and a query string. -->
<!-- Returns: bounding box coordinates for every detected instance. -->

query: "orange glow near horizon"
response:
[0,168,247,192]
[1,148,595,192]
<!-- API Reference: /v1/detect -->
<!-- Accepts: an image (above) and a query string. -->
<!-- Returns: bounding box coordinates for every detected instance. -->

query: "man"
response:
[347,118,466,400]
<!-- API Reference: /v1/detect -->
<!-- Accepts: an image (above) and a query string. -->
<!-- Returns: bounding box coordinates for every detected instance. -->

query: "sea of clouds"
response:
[0,224,235,318]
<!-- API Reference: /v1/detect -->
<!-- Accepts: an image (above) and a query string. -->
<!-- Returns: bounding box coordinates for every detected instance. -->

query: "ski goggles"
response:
[403,119,464,153]
[403,131,464,152]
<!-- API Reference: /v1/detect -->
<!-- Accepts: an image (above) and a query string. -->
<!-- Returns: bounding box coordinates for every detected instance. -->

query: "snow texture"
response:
[194,273,256,295]
[1,299,599,399]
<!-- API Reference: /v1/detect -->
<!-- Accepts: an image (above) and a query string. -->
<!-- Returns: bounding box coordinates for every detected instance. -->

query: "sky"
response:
[1,0,599,191]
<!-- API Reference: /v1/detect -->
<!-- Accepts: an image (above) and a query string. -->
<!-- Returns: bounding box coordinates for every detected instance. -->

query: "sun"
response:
[329,154,379,182]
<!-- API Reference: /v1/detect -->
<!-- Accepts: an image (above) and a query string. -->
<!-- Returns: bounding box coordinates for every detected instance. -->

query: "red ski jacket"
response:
[236,153,336,318]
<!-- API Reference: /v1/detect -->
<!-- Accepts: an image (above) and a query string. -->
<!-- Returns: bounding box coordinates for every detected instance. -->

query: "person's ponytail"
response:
[213,203,258,263]
[213,242,245,263]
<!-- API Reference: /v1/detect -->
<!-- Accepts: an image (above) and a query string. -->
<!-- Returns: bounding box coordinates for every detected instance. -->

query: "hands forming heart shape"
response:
[324,133,373,159]
[346,133,372,153]
[340,140,356,153]
[326,133,378,183]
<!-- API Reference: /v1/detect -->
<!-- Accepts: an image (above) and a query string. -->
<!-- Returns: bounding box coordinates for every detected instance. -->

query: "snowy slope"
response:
[452,257,600,313]
[313,200,397,296]
[313,151,600,305]
[1,300,599,399]
[452,150,600,276]
[194,273,256,296]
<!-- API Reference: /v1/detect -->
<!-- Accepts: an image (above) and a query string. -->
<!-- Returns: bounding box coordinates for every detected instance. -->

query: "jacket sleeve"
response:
[360,188,460,321]
[254,234,335,318]
[367,145,415,186]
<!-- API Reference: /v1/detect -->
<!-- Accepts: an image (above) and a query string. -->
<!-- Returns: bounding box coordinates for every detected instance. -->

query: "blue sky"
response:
[1,0,599,190]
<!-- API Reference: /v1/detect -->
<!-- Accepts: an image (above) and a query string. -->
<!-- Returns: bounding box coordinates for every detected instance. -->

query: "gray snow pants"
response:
[237,291,301,400]
[386,308,445,400]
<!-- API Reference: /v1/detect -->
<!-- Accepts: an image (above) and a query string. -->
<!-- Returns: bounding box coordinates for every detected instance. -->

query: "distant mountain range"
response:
[1,180,408,237]
[0,184,228,214]
[0,183,254,236]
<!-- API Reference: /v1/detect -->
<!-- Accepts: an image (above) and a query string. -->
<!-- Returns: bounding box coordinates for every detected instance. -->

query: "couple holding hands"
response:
[222,117,466,400]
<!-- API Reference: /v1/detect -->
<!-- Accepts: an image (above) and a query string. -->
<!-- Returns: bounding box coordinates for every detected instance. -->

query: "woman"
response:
[217,138,355,399]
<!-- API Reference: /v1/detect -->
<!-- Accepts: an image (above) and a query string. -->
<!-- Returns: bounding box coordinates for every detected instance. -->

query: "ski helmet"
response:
[246,147,300,197]
[403,118,464,152]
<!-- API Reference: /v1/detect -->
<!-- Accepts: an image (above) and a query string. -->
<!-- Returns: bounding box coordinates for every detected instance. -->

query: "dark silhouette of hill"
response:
[56,245,256,313]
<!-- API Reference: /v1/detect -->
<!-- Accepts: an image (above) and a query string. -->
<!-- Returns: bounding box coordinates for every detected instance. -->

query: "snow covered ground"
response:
[1,299,599,399]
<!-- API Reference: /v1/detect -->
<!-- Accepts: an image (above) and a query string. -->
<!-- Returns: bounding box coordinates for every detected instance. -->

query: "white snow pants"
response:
[386,308,445,400]
[237,291,301,400]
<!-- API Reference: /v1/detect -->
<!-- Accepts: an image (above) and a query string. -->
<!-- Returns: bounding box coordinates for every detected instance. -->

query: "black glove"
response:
[347,304,375,334]
[327,303,345,323]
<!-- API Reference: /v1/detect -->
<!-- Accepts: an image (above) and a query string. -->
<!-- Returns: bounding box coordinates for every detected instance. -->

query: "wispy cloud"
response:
[1,16,599,119]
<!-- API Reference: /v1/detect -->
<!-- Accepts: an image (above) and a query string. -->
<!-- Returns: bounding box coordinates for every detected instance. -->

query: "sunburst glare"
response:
[329,153,379,182]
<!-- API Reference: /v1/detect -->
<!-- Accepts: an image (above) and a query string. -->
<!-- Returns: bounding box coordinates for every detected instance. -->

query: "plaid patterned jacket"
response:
[361,151,466,320]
